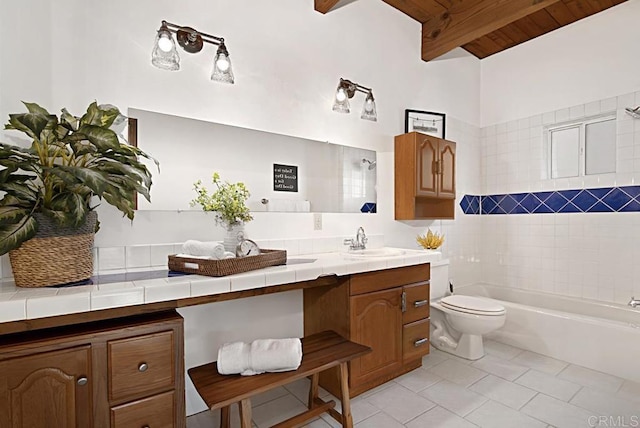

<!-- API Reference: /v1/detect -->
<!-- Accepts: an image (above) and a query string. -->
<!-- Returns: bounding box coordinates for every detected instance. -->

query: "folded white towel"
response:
[223,251,236,259]
[217,338,302,376]
[182,240,225,259]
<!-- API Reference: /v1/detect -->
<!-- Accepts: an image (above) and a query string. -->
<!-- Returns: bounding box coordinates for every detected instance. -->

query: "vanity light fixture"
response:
[332,78,377,121]
[151,20,234,84]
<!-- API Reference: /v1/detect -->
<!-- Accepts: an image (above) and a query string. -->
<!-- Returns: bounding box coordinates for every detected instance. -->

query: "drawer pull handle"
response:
[77,377,88,386]
[414,338,429,347]
[401,291,407,313]
[414,299,429,308]
[138,363,148,372]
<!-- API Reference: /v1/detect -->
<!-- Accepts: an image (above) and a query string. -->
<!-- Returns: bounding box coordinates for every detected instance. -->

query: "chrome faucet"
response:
[344,226,368,251]
[629,297,640,308]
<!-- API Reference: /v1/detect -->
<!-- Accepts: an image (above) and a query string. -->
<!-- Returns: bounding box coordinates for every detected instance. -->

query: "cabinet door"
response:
[416,136,439,197]
[439,140,456,198]
[350,288,403,387]
[0,346,92,428]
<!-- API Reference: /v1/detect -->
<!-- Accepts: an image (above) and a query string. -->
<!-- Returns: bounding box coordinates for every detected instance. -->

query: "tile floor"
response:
[186,340,640,428]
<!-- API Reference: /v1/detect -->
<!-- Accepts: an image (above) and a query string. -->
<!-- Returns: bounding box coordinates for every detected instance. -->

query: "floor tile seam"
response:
[465,371,490,389]
[519,393,563,427]
[461,397,541,427]
[395,400,439,426]
[398,374,446,394]
[512,367,532,382]
[251,389,298,411]
[566,385,583,404]
[567,386,639,416]
[468,376,540,411]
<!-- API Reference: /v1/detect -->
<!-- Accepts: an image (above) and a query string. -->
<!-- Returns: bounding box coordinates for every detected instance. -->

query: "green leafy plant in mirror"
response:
[191,172,253,227]
[0,101,158,255]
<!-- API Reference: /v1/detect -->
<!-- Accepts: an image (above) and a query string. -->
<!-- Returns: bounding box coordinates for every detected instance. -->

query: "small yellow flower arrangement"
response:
[416,228,445,250]
[191,172,253,227]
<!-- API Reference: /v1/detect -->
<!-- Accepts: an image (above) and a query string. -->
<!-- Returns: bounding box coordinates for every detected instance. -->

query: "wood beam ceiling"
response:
[315,0,628,60]
[314,0,341,14]
[421,0,563,61]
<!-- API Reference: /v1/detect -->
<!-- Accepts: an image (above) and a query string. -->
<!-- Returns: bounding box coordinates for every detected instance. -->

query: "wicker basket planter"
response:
[9,212,98,288]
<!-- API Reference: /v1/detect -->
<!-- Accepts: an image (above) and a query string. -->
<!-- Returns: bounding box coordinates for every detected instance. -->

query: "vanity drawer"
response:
[108,330,175,402]
[350,264,429,295]
[111,390,175,428]
[402,282,430,324]
[403,319,430,363]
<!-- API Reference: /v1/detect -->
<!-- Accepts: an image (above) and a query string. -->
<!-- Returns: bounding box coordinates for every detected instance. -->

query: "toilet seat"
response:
[440,295,505,316]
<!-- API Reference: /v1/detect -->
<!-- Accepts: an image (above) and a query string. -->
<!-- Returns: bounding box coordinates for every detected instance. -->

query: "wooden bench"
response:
[188,330,371,428]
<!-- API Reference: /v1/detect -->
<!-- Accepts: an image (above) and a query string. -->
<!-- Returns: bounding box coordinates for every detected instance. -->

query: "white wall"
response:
[0,0,481,415]
[476,1,640,305]
[481,1,640,126]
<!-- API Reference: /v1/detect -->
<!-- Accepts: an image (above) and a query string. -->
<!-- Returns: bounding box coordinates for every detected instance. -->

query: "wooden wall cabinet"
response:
[304,264,430,397]
[0,311,184,428]
[395,131,456,220]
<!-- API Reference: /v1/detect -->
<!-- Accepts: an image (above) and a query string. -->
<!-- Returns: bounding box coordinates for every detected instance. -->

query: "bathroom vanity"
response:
[0,249,441,427]
[304,263,431,397]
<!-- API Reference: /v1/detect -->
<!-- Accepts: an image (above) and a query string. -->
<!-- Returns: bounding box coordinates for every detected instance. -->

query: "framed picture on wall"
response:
[404,110,446,139]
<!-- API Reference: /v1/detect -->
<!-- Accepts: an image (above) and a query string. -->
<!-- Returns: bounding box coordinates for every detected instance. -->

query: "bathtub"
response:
[455,283,640,383]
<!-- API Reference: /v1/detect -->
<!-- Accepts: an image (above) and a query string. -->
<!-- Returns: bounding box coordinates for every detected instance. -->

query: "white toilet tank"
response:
[430,260,450,299]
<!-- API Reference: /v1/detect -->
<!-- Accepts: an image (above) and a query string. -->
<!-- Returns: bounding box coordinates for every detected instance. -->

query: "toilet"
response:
[430,262,506,360]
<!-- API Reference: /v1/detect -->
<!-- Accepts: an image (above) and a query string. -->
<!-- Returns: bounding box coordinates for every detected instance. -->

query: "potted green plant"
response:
[191,172,253,252]
[0,101,157,287]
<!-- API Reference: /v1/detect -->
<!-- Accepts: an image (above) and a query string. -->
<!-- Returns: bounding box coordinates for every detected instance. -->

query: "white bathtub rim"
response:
[456,283,640,331]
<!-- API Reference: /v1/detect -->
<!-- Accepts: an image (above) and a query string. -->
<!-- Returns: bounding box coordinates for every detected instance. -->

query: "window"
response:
[548,116,616,179]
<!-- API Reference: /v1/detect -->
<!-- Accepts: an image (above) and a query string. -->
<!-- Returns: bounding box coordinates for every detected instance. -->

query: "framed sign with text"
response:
[273,164,298,192]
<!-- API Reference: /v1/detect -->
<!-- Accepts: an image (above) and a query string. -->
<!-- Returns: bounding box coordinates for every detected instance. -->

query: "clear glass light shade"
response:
[211,46,234,84]
[360,92,377,121]
[151,29,180,71]
[332,87,350,113]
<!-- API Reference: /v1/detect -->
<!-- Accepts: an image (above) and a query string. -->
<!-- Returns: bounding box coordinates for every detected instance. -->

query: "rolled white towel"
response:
[249,338,302,375]
[216,338,302,376]
[182,240,225,259]
[217,342,251,375]
[175,253,212,260]
[223,251,236,259]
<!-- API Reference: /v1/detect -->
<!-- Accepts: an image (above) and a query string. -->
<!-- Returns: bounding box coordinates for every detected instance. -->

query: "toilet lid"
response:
[440,295,505,315]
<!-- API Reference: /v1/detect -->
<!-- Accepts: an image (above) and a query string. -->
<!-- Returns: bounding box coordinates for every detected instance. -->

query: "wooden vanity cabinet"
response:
[395,131,456,220]
[303,264,430,397]
[0,311,184,428]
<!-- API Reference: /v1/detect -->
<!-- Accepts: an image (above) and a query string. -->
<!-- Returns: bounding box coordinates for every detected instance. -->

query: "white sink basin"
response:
[342,248,406,258]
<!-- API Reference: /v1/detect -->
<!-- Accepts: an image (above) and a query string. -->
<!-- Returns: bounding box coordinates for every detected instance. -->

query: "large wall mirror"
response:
[129,109,377,213]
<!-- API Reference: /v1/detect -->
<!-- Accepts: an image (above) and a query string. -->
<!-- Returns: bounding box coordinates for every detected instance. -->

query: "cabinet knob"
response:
[138,362,148,372]
[77,377,88,386]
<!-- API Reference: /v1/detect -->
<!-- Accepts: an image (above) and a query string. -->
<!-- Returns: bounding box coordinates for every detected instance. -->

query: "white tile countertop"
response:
[0,248,445,324]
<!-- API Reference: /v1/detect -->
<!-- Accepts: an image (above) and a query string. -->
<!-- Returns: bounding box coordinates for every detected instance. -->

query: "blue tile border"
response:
[460,186,640,215]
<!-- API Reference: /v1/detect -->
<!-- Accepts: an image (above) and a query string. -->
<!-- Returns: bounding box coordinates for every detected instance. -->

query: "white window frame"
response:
[547,114,616,179]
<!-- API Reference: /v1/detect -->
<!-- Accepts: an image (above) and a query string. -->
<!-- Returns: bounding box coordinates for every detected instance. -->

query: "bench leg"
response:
[220,406,230,428]
[308,373,320,408]
[239,398,252,428]
[338,362,353,428]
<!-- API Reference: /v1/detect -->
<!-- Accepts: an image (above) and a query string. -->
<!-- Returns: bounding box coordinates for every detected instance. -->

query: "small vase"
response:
[223,222,246,253]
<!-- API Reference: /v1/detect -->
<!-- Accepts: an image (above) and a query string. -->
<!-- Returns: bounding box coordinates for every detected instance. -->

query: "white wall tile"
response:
[98,246,125,271]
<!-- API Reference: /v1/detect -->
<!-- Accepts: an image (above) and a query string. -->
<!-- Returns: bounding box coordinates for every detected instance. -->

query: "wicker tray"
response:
[168,249,287,277]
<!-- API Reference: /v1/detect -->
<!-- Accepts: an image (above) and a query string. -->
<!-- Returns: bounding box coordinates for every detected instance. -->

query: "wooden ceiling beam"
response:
[381,0,446,22]
[314,0,341,14]
[421,0,563,61]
